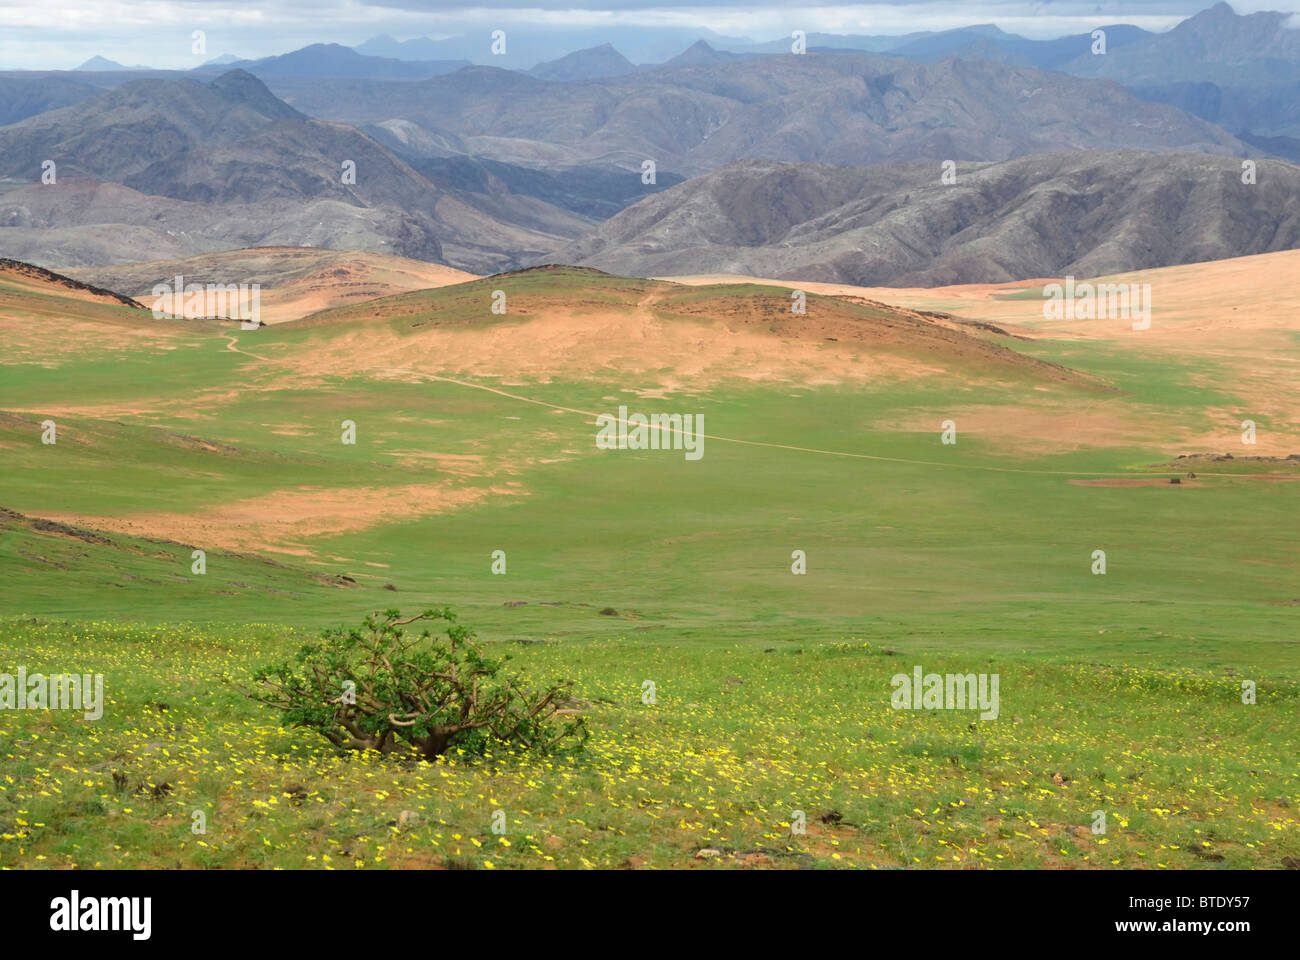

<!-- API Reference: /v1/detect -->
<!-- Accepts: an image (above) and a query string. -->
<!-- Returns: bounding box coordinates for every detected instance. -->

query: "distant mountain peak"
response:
[1185,1,1283,26]
[223,42,469,80]
[1190,0,1279,23]
[530,43,635,81]
[208,69,304,121]
[76,56,130,71]
[663,39,738,67]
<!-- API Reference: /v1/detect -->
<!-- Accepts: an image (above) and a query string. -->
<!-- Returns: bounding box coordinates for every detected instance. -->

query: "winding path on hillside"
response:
[216,330,1261,481]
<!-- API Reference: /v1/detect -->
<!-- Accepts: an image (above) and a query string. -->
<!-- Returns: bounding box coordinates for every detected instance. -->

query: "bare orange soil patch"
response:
[383,451,487,475]
[671,251,1300,363]
[97,247,478,325]
[280,283,1069,392]
[39,482,521,555]
[280,309,925,388]
[889,403,1146,455]
[668,250,1300,345]
[0,273,174,364]
[663,272,1050,339]
[675,251,1300,451]
[0,259,143,309]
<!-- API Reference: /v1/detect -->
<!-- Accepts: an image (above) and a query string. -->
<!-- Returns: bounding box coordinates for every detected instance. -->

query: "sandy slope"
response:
[66,247,478,325]
[664,249,1300,342]
[666,250,1300,454]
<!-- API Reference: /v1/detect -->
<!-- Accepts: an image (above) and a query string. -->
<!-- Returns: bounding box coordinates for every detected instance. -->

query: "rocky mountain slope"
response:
[265,51,1245,177]
[0,71,588,271]
[560,152,1300,285]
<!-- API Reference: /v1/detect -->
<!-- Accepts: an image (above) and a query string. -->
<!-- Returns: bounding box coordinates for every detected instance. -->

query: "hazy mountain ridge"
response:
[559,152,1300,286]
[1061,3,1300,87]
[4,4,1295,140]
[0,71,588,271]
[0,76,101,126]
[266,51,1246,177]
[192,43,471,80]
[529,44,636,82]
[0,4,1289,282]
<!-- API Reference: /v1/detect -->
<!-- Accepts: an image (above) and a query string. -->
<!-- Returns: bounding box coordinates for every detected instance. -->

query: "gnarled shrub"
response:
[241,608,586,760]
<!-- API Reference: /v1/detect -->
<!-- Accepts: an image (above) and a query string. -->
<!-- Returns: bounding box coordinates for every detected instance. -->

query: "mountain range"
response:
[0,71,588,270]
[561,152,1300,286]
[0,3,1297,282]
[265,51,1244,177]
[16,5,1300,142]
[191,43,470,80]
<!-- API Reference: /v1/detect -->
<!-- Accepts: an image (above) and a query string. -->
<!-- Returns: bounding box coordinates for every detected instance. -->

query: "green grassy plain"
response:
[1,267,1296,869]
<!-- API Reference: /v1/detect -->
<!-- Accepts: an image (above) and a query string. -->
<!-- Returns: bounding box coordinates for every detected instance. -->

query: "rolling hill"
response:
[64,247,478,324]
[4,248,1298,873]
[271,265,1091,390]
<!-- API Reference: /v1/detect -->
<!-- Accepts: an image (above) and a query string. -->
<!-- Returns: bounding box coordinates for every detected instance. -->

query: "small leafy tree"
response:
[241,608,586,760]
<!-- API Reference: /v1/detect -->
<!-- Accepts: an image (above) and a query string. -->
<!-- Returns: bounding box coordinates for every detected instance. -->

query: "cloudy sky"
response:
[1,1,1297,70]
